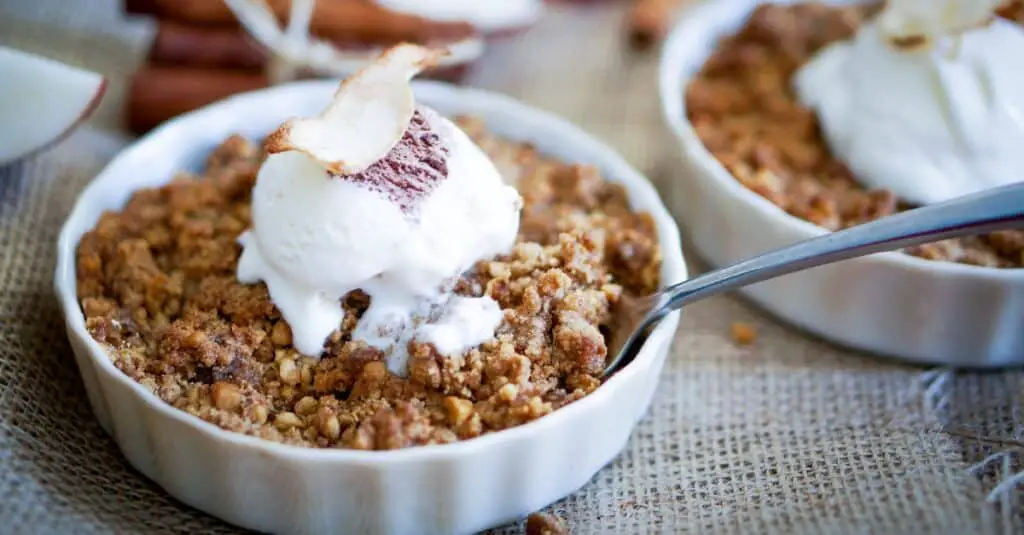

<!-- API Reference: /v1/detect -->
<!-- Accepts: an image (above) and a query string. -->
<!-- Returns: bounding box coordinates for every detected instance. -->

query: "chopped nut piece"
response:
[498,383,519,402]
[443,396,474,426]
[274,412,303,430]
[250,404,269,425]
[316,407,341,440]
[279,358,300,385]
[271,321,292,346]
[210,382,242,411]
[300,362,314,386]
[294,396,318,416]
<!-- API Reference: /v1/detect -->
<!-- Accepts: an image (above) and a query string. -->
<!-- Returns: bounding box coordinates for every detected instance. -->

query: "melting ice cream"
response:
[237,44,522,374]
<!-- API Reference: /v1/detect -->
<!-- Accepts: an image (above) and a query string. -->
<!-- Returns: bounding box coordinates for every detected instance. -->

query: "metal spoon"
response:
[603,182,1024,377]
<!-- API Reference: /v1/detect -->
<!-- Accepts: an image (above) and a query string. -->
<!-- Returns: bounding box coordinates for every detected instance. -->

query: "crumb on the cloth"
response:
[526,512,568,535]
[627,0,688,50]
[730,322,757,346]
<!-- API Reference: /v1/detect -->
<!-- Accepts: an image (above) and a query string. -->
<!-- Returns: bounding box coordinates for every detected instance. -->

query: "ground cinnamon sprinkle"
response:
[75,116,661,450]
[686,2,1024,268]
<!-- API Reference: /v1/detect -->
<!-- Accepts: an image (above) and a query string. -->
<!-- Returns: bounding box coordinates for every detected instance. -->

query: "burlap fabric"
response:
[1,1,1021,533]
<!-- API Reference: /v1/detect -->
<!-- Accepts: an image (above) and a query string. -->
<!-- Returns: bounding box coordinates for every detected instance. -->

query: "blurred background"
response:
[0,0,686,196]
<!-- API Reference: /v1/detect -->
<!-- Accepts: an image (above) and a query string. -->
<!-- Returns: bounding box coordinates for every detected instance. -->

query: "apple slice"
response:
[0,47,106,166]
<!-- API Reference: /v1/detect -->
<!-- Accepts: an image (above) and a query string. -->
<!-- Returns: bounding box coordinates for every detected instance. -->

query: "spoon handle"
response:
[660,182,1024,312]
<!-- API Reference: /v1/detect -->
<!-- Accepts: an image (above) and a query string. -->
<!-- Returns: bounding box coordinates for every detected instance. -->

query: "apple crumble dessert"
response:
[686,2,1024,267]
[76,114,660,450]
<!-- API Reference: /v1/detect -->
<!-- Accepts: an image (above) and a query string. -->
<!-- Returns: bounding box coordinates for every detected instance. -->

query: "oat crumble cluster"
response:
[76,117,661,450]
[686,2,1024,268]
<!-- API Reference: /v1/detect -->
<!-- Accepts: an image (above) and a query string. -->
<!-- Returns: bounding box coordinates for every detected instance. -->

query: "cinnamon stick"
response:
[124,0,477,46]
[124,0,236,26]
[127,65,269,134]
[150,22,267,70]
[628,0,687,50]
[997,0,1024,22]
[126,62,469,135]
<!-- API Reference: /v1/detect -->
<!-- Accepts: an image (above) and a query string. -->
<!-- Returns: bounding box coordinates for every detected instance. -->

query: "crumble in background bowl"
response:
[659,0,1024,368]
[54,79,687,535]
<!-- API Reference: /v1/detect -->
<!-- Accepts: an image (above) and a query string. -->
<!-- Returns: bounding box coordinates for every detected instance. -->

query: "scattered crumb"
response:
[730,322,757,346]
[627,0,689,50]
[526,512,568,535]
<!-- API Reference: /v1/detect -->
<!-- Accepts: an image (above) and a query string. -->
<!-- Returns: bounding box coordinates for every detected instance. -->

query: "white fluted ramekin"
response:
[659,0,1024,368]
[55,80,686,535]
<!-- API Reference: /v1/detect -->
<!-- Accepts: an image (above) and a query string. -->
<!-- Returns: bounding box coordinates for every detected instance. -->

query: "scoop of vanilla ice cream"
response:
[236,45,521,374]
[373,0,542,32]
[239,107,520,371]
[793,9,1024,206]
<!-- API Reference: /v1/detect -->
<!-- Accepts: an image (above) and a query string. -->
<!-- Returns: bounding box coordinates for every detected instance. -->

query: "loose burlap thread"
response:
[1,1,1021,533]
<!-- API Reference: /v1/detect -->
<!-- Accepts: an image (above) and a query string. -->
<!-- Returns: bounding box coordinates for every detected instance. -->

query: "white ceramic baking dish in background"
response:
[659,0,1024,368]
[54,80,687,535]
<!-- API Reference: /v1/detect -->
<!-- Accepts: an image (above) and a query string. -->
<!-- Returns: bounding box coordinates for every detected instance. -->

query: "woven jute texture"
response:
[1,1,1022,533]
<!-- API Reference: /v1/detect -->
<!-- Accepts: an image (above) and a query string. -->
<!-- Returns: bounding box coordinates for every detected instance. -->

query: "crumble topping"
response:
[686,2,1024,268]
[75,117,661,450]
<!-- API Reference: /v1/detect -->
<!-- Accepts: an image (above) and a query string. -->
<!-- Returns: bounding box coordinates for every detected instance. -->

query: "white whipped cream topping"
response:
[794,7,1024,205]
[374,0,543,32]
[238,111,521,373]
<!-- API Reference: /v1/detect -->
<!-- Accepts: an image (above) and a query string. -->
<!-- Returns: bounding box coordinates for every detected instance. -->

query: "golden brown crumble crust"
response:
[75,117,661,450]
[686,2,1024,268]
